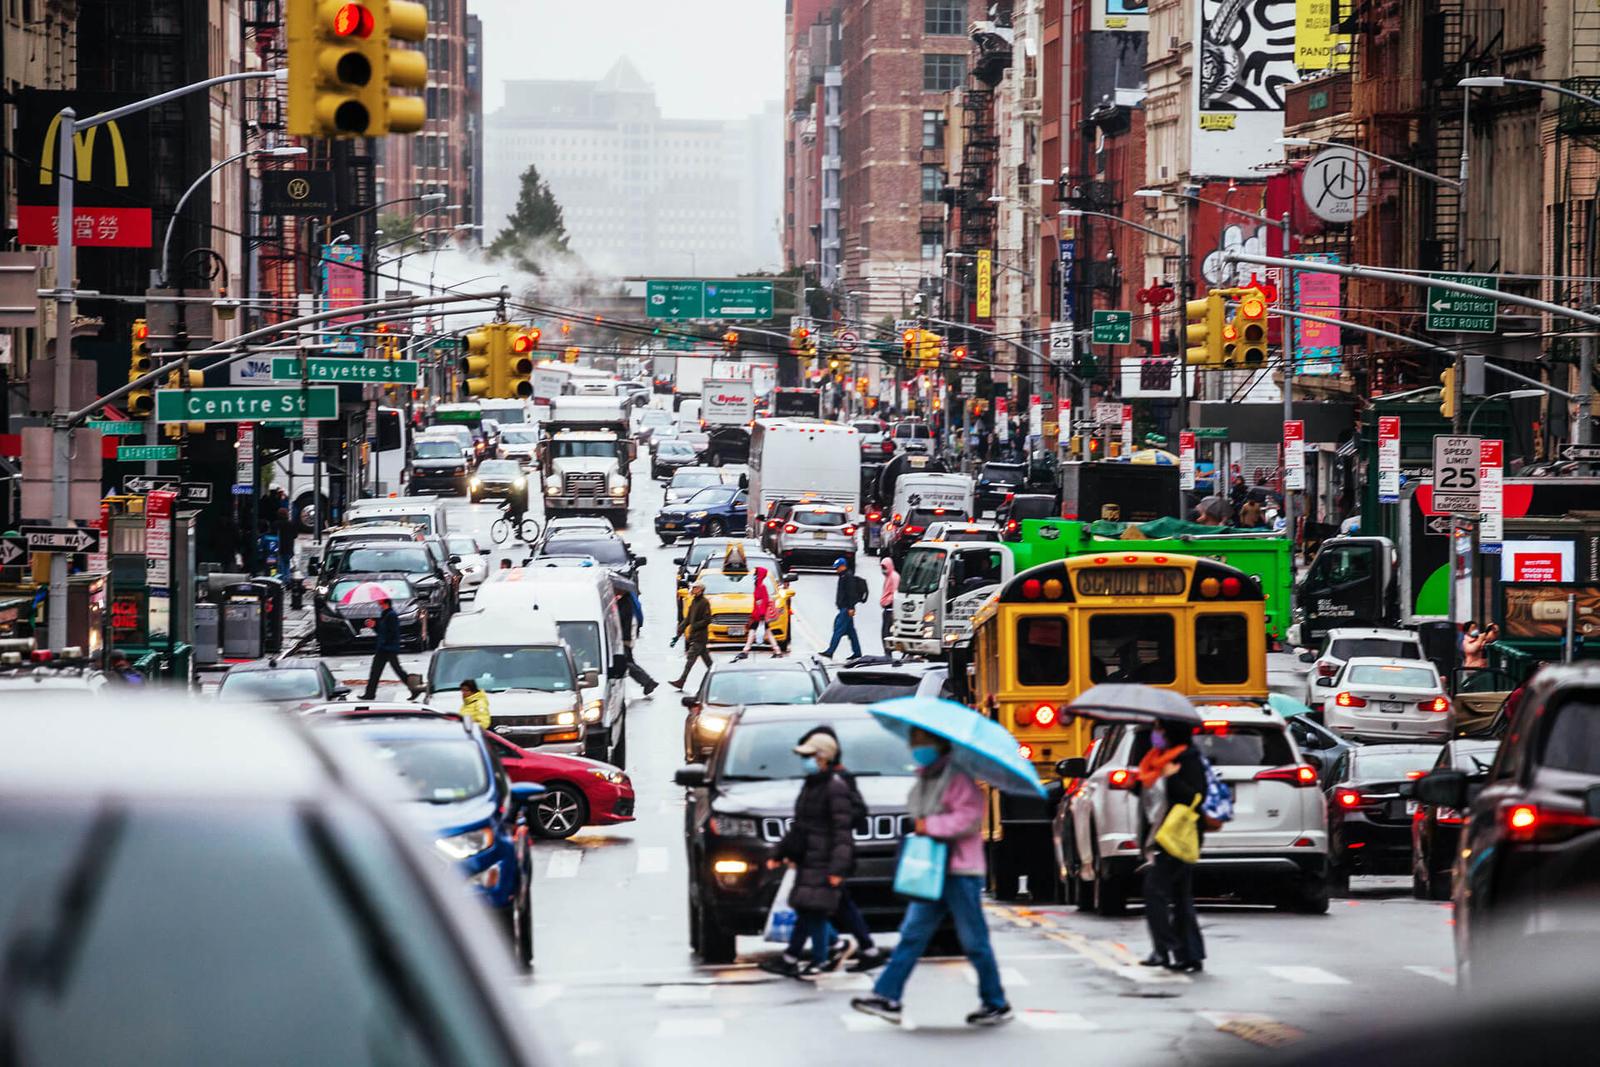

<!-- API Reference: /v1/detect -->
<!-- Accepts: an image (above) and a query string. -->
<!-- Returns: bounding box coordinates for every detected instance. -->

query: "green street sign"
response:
[1190,427,1230,440]
[703,280,774,319]
[88,420,142,436]
[1425,273,1499,333]
[270,356,419,384]
[1090,309,1134,345]
[117,445,178,462]
[664,334,700,351]
[646,280,706,320]
[155,386,338,424]
[261,420,305,438]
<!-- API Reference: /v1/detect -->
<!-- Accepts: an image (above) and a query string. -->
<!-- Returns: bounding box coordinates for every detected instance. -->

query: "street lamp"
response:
[324,191,446,231]
[1274,137,1461,188]
[159,145,306,286]
[1458,75,1600,109]
[1467,388,1544,433]
[1133,187,1291,243]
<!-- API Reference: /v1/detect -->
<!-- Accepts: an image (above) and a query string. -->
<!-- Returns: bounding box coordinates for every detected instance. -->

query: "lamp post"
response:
[1274,137,1462,188]
[160,146,306,287]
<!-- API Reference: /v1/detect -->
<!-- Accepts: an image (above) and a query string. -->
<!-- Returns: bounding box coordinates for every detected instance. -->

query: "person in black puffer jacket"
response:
[763,731,855,978]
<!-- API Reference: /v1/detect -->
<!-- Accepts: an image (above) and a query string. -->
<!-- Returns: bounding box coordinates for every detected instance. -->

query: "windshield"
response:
[687,487,735,506]
[483,405,525,424]
[476,460,522,478]
[720,718,918,779]
[544,538,627,565]
[660,441,694,456]
[671,472,722,488]
[819,673,922,704]
[326,546,432,575]
[218,669,323,702]
[700,570,770,596]
[500,429,540,446]
[556,621,602,672]
[893,424,931,439]
[938,528,996,542]
[791,509,847,527]
[900,548,946,595]
[705,670,817,706]
[1353,748,1442,782]
[361,737,489,803]
[1348,664,1437,688]
[1329,638,1421,661]
[906,508,963,528]
[642,411,673,425]
[327,577,414,604]
[414,441,460,459]
[552,440,618,458]
[447,537,480,557]
[982,463,1026,481]
[430,646,574,692]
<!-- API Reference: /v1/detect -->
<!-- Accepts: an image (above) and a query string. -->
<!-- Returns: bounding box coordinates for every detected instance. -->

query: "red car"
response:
[484,733,636,839]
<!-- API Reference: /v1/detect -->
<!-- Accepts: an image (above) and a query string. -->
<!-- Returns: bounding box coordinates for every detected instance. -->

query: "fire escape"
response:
[245,0,293,328]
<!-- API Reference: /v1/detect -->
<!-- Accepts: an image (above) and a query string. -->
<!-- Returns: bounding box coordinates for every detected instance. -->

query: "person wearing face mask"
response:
[852,728,1011,1027]
[763,731,858,978]
[1134,721,1209,973]
[1461,619,1497,670]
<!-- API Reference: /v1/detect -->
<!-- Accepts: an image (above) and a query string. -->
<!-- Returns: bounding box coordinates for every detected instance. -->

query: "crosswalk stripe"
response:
[1018,1010,1097,1031]
[655,1016,725,1038]
[1263,965,1349,985]
[841,1010,890,1032]
[961,966,1031,987]
[546,850,584,879]
[655,985,712,1004]
[636,846,670,874]
[1404,965,1456,985]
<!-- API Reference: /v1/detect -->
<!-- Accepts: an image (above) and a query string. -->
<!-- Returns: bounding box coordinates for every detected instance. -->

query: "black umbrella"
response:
[1065,684,1203,725]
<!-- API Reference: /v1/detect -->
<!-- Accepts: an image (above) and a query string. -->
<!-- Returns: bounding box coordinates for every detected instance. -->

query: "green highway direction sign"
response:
[155,386,339,424]
[1425,273,1499,333]
[270,356,419,384]
[117,445,178,462]
[88,420,142,436]
[646,279,775,320]
[1090,309,1134,345]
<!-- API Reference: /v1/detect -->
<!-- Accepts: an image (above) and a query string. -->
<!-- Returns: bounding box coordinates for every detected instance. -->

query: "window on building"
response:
[921,165,942,203]
[922,110,945,149]
[923,54,965,92]
[925,0,965,35]
[921,228,944,262]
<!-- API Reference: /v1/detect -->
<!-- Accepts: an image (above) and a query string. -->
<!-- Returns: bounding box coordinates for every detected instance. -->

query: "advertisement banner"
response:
[1283,419,1306,490]
[1057,239,1075,325]
[1295,0,1352,70]
[1179,431,1197,490]
[145,489,174,588]
[1192,0,1298,177]
[702,378,756,425]
[16,91,153,248]
[1121,404,1134,454]
[322,244,364,354]
[1057,397,1072,433]
[976,249,993,319]
[1480,439,1504,547]
[1500,541,1575,583]
[996,397,1010,441]
[1501,584,1600,640]
[1293,254,1343,375]
[1377,415,1400,503]
[1093,0,1150,31]
[1028,394,1044,437]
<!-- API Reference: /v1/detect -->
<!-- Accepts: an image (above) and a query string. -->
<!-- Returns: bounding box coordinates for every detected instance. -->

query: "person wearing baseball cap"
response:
[822,557,865,660]
[670,581,713,689]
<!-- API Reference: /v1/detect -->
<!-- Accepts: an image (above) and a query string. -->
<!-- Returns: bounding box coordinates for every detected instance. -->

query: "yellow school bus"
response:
[966,550,1268,898]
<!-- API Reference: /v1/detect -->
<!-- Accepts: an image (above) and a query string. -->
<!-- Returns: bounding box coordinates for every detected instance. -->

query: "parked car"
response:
[1325,742,1443,893]
[1408,738,1500,900]
[314,573,434,652]
[316,540,458,638]
[654,484,749,543]
[484,732,635,840]
[676,704,921,963]
[773,502,856,571]
[681,656,829,761]
[1318,656,1451,741]
[216,657,349,712]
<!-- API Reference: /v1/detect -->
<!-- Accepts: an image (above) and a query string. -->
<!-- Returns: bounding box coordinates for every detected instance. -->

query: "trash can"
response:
[247,576,286,653]
[221,597,263,660]
[193,602,220,666]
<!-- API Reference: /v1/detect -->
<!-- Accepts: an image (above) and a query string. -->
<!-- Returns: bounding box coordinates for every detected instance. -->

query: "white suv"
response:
[1301,627,1426,696]
[774,504,857,571]
[1053,701,1330,915]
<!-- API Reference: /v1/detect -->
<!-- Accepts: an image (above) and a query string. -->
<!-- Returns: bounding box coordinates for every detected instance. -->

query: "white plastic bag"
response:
[762,866,797,944]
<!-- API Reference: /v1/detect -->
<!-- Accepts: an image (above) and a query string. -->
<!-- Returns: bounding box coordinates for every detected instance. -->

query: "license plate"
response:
[813,531,827,540]
[1386,799,1410,819]
[1380,701,1405,713]
[1406,800,1419,816]
[662,522,677,529]
[726,625,746,637]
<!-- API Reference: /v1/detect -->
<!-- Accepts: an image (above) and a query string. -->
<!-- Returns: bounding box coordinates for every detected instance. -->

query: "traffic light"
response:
[1439,365,1457,420]
[917,330,942,370]
[790,326,811,354]
[901,329,917,366]
[1228,288,1269,368]
[506,328,537,397]
[286,0,428,138]
[1185,291,1229,366]
[723,331,739,353]
[128,319,153,417]
[163,369,205,438]
[463,325,495,397]
[951,345,968,363]
[563,346,581,364]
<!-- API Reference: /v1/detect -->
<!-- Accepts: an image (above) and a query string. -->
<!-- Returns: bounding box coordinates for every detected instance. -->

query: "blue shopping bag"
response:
[762,867,797,944]
[893,834,948,901]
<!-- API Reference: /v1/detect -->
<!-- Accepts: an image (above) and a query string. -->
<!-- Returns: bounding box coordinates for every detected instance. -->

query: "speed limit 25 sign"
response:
[1432,434,1482,514]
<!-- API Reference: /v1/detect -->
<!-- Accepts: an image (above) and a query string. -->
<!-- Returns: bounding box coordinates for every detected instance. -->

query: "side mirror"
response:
[672,557,685,566]
[510,781,547,809]
[449,554,462,564]
[1303,752,1324,770]
[1298,651,1316,664]
[1055,757,1090,779]
[330,686,352,700]
[1413,769,1469,809]
[682,695,698,709]
[306,559,320,575]
[1314,676,1334,688]
[675,764,708,788]
[578,668,600,689]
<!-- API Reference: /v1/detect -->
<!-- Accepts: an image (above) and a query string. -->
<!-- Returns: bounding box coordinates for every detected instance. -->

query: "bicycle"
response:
[491,504,541,546]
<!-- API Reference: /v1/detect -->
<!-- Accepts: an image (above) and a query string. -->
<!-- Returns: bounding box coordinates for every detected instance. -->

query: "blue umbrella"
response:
[1267,692,1317,719]
[867,696,1046,797]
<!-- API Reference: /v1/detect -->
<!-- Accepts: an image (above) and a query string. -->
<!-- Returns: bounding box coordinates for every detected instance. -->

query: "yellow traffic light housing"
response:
[563,346,581,364]
[1228,289,1270,368]
[901,329,917,366]
[286,0,427,138]
[1439,365,1457,420]
[128,319,153,417]
[1185,291,1229,366]
[373,1,429,135]
[463,325,495,398]
[506,329,537,397]
[790,326,811,355]
[723,331,740,353]
[163,368,206,438]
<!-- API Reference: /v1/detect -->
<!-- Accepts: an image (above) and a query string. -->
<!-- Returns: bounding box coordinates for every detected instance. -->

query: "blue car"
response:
[314,709,544,970]
[655,484,750,543]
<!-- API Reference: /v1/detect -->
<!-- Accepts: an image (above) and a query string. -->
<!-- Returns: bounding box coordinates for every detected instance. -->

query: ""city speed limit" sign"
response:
[1432,434,1482,514]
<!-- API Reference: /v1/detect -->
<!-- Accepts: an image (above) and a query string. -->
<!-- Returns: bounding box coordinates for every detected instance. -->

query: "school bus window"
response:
[1194,614,1251,685]
[1016,616,1070,686]
[1087,614,1176,685]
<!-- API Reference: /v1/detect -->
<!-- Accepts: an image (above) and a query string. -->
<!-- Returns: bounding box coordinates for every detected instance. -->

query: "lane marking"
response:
[1197,1012,1306,1049]
[1263,965,1349,985]
[1018,1010,1097,1031]
[1404,965,1456,985]
[546,850,584,879]
[655,984,712,1004]
[636,846,670,874]
[655,1016,725,1038]
[962,966,1031,987]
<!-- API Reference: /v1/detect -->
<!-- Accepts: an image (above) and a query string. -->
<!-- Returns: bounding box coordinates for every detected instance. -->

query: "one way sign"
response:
[21,525,101,553]
[0,538,24,567]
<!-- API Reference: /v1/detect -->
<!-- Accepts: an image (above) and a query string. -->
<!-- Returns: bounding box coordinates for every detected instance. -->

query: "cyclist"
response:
[498,494,530,540]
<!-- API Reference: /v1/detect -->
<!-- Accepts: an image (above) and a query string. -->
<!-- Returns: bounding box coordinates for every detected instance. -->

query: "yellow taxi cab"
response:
[677,544,795,649]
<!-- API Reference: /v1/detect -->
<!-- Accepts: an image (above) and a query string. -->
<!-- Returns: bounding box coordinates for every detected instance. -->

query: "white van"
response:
[426,616,590,754]
[472,564,629,766]
[343,496,451,538]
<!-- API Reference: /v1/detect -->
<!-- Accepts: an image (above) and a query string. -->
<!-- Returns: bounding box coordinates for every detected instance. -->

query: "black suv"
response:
[1413,663,1600,989]
[410,437,472,495]
[675,704,919,963]
[316,539,459,639]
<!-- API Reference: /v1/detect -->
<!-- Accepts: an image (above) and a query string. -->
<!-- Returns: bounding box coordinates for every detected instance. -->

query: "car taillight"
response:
[1005,520,1019,534]
[1018,743,1034,761]
[1498,802,1600,843]
[784,523,798,533]
[1033,703,1058,727]
[1255,765,1319,787]
[1418,696,1450,713]
[1334,788,1362,807]
[1436,807,1464,825]
[891,513,902,523]
[1107,768,1134,789]
[867,511,882,522]
[766,520,779,530]
[882,441,893,453]
[905,526,925,536]
[843,524,856,535]
[1334,691,1366,708]
[1317,663,1337,678]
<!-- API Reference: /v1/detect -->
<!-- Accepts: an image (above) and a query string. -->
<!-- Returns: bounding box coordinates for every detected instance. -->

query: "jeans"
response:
[873,875,1006,1009]
[787,912,833,965]
[623,640,656,689]
[362,651,414,699]
[785,890,874,960]
[824,609,862,659]
[881,607,893,643]
[1143,851,1204,964]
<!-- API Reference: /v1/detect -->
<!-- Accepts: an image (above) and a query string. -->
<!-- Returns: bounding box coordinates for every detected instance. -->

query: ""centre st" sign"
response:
[154,386,338,423]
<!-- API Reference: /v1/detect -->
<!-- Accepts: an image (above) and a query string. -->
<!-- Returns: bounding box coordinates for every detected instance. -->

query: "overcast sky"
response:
[471,0,786,118]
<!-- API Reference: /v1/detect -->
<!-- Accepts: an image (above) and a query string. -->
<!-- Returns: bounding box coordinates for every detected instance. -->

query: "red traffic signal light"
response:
[132,321,149,341]
[331,2,374,37]
[511,331,537,355]
[952,345,967,361]
[795,327,810,340]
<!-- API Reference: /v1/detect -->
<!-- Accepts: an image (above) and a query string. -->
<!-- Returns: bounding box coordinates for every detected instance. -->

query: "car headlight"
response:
[609,481,628,497]
[514,476,526,489]
[582,699,603,723]
[545,475,562,494]
[698,712,730,735]
[470,477,481,489]
[709,815,759,837]
[690,510,708,519]
[435,826,495,861]
[589,768,627,785]
[556,711,577,726]
[923,611,936,623]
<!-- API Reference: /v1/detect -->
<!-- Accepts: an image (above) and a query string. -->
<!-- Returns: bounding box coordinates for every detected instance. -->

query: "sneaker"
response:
[670,679,685,690]
[642,682,658,697]
[732,652,749,662]
[850,996,902,1024]
[846,947,889,973]
[966,1004,1013,1027]
[795,960,826,981]
[823,938,857,972]
[758,955,802,978]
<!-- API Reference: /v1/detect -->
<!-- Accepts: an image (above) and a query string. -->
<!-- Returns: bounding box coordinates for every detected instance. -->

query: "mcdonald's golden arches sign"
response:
[15,90,152,248]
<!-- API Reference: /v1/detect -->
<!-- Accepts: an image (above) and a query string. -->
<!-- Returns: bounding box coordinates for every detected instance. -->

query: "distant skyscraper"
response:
[485,59,780,277]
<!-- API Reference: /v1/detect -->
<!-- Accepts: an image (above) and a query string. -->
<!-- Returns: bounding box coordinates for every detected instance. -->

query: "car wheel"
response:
[531,784,589,840]
[688,886,703,954]
[1282,878,1330,915]
[1427,867,1451,901]
[703,518,725,536]
[988,841,1022,901]
[1328,863,1351,898]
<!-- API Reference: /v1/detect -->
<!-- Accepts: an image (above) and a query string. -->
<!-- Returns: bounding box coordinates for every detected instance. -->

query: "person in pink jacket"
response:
[852,728,1012,1027]
[733,566,784,659]
[879,557,899,646]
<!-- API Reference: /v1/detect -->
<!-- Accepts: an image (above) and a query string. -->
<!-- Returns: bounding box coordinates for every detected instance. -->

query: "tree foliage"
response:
[488,164,571,273]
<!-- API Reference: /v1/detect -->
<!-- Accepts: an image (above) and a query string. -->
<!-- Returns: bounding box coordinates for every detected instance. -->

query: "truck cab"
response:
[889,540,1012,656]
[1293,536,1400,647]
[538,396,634,524]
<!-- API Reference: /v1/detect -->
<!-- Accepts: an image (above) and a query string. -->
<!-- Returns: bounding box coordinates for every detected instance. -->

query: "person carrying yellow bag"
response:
[1133,721,1209,973]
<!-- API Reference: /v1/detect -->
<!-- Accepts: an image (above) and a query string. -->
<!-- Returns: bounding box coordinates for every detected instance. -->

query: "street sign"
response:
[179,482,213,504]
[1284,421,1306,490]
[1179,432,1196,490]
[1090,310,1134,345]
[1094,401,1123,425]
[21,525,100,553]
[270,356,419,384]
[1432,434,1482,513]
[703,280,774,319]
[122,474,177,494]
[1378,415,1401,504]
[155,385,338,423]
[1425,273,1499,333]
[1480,439,1504,544]
[0,538,24,567]
[117,444,178,462]
[833,329,859,353]
[88,419,142,435]
[1048,328,1074,359]
[1190,426,1229,439]
[1561,443,1600,461]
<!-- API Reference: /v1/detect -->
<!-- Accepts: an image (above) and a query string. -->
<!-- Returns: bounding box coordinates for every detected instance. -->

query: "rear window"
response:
[1191,724,1294,767]
[819,673,921,704]
[1539,697,1600,776]
[893,424,931,439]
[1329,638,1421,661]
[218,668,323,702]
[982,464,1026,481]
[792,510,847,527]
[1088,614,1176,685]
[1352,748,1442,782]
[1016,617,1069,686]
[1347,664,1437,688]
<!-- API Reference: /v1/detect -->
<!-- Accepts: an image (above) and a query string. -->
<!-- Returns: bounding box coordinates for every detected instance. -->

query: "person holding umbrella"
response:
[1135,719,1208,972]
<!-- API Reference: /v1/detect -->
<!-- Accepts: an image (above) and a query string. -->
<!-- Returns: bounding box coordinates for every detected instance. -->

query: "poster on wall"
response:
[1193,0,1298,176]
[1093,0,1150,31]
[1501,584,1600,640]
[1295,0,1352,70]
[1293,253,1343,375]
